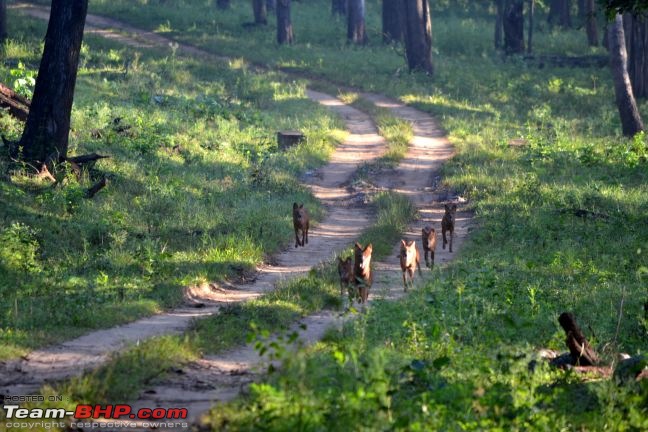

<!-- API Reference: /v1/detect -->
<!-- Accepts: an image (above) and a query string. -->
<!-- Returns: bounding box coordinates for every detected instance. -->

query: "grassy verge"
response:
[0,13,342,359]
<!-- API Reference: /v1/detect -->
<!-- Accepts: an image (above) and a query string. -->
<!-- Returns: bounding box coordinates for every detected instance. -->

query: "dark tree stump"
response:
[558,312,600,366]
[503,0,525,54]
[277,131,305,149]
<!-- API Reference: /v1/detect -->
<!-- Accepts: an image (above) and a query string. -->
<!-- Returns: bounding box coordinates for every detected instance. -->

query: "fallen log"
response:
[558,312,600,366]
[86,176,107,199]
[0,83,30,121]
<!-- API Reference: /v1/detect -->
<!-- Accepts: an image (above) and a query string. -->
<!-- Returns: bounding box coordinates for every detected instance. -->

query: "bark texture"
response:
[18,0,88,165]
[503,0,524,54]
[609,14,644,136]
[383,0,403,43]
[402,0,433,74]
[624,13,648,98]
[252,0,268,24]
[276,0,293,44]
[347,0,367,44]
[585,0,598,46]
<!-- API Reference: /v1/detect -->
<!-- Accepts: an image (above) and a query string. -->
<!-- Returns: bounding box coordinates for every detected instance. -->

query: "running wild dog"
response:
[421,226,436,268]
[441,203,457,253]
[399,240,422,291]
[353,242,373,303]
[337,256,354,297]
[292,203,309,248]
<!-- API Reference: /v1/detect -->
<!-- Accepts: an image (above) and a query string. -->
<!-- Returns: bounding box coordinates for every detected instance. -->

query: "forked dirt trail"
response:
[5,5,472,430]
[0,6,389,397]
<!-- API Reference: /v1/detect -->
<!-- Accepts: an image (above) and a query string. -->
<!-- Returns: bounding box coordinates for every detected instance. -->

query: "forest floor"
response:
[2,5,469,430]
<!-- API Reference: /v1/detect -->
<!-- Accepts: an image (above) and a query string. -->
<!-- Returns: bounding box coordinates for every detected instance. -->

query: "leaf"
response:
[432,356,450,369]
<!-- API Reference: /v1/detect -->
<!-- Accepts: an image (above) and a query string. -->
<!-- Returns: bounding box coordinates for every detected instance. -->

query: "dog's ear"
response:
[365,244,373,253]
[451,204,457,211]
[293,202,298,210]
[401,239,407,247]
[355,242,362,250]
[299,203,304,209]
[444,204,450,211]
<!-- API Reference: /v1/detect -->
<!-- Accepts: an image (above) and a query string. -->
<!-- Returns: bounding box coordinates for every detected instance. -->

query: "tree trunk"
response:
[383,0,403,43]
[18,0,88,165]
[548,0,571,28]
[558,313,600,366]
[577,0,585,19]
[495,0,504,49]
[503,0,524,54]
[216,0,230,10]
[609,14,644,136]
[0,0,7,43]
[252,0,268,24]
[347,0,367,44]
[585,0,598,46]
[402,0,433,74]
[267,0,276,11]
[624,13,648,98]
[332,0,347,16]
[276,0,293,44]
[527,0,534,54]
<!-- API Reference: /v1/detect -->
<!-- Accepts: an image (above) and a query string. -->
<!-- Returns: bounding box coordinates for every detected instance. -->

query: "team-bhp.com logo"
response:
[3,404,189,429]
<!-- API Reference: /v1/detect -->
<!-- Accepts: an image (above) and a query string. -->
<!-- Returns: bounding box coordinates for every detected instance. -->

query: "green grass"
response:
[4,1,648,429]
[21,190,415,432]
[0,13,343,359]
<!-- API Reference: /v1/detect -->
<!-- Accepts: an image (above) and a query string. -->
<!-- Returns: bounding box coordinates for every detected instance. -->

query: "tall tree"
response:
[495,0,504,49]
[527,0,535,54]
[383,0,403,43]
[347,0,367,44]
[332,0,347,16]
[402,0,433,74]
[252,0,268,24]
[503,0,525,54]
[585,0,599,46]
[608,14,644,136]
[276,0,293,44]
[623,13,648,98]
[18,0,88,165]
[548,0,572,27]
[0,0,6,43]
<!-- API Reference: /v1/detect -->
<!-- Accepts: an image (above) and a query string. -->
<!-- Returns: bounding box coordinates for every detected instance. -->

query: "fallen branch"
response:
[558,312,600,366]
[0,83,30,121]
[86,176,107,199]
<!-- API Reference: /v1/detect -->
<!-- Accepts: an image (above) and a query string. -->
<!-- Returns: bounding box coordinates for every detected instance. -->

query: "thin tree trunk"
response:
[548,0,571,28]
[495,0,504,49]
[18,0,88,165]
[0,0,6,43]
[347,0,367,44]
[216,0,230,10]
[578,0,585,20]
[267,0,276,11]
[609,14,644,136]
[332,0,347,16]
[402,0,433,74]
[585,0,598,46]
[503,0,524,54]
[383,0,403,43]
[252,0,268,24]
[527,0,534,54]
[276,0,293,44]
[624,13,648,98]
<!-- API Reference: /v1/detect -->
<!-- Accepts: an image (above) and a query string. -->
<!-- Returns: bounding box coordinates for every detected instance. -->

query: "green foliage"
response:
[0,14,340,359]
[9,61,37,98]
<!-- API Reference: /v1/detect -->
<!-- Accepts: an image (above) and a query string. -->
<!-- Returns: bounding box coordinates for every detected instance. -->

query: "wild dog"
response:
[353,242,373,303]
[399,240,422,291]
[292,203,309,248]
[421,226,436,268]
[337,256,354,297]
[441,203,457,253]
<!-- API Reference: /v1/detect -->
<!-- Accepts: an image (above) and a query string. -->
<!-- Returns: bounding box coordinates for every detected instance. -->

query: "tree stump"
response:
[277,130,305,150]
[558,312,600,366]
